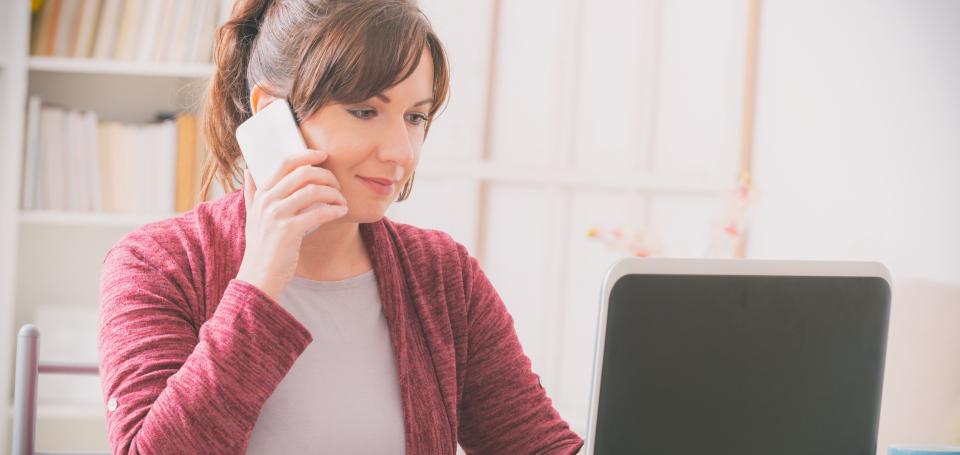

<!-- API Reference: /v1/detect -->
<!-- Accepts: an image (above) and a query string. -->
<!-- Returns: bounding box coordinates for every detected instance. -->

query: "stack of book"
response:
[29,0,222,63]
[20,95,211,214]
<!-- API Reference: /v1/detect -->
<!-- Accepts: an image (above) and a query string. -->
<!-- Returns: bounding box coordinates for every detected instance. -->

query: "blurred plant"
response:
[706,171,757,258]
[586,225,662,257]
[587,172,757,258]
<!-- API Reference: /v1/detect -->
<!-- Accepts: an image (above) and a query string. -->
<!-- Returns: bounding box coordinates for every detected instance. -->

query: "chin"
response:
[345,205,390,224]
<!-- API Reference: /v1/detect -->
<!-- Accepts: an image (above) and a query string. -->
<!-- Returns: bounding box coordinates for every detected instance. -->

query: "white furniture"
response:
[0,2,233,451]
[12,324,106,455]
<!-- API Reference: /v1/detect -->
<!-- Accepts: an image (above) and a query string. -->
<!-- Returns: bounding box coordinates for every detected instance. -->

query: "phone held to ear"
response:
[235,98,330,213]
[236,98,308,188]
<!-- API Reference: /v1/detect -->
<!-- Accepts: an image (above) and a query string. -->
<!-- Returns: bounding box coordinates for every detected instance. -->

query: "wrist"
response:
[235,272,280,301]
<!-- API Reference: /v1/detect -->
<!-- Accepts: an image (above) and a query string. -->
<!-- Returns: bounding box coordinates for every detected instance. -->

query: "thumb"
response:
[243,168,255,213]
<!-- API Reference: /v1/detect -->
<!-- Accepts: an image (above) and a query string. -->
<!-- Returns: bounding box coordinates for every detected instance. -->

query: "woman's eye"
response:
[348,108,376,120]
[406,113,429,126]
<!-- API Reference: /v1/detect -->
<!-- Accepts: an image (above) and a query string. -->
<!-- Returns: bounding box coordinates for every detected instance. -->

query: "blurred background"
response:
[0,0,957,453]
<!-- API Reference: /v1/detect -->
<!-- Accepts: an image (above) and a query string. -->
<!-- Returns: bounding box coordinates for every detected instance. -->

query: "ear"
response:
[249,84,277,114]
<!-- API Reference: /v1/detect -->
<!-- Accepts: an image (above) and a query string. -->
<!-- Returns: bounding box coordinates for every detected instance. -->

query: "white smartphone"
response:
[235,98,308,189]
[235,99,333,222]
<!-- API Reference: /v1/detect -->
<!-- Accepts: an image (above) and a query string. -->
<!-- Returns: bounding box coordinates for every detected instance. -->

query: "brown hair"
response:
[198,0,449,203]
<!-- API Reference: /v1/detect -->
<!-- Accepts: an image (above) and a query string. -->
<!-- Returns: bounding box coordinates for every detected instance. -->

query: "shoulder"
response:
[103,190,243,273]
[102,211,199,282]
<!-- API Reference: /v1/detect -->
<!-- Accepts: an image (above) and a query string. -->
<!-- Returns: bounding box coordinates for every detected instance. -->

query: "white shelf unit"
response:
[7,404,104,421]
[28,56,216,78]
[0,1,235,452]
[18,210,179,228]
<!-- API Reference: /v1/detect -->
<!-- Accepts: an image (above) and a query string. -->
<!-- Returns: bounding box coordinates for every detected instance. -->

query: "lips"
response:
[359,176,395,186]
[358,175,395,197]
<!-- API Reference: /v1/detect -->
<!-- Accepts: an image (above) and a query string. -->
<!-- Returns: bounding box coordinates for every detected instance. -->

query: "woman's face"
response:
[298,48,435,223]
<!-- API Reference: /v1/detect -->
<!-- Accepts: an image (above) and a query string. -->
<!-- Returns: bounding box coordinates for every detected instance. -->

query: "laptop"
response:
[584,258,891,455]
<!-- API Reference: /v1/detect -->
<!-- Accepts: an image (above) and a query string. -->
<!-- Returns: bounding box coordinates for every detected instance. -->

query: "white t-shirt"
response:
[246,269,406,454]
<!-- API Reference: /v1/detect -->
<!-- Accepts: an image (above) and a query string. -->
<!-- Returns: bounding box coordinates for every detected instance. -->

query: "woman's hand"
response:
[235,148,348,301]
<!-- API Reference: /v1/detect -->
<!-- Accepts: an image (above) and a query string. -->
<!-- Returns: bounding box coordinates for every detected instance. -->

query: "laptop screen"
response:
[591,273,890,454]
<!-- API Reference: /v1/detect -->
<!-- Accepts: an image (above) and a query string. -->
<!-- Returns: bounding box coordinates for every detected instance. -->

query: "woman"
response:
[97,0,583,453]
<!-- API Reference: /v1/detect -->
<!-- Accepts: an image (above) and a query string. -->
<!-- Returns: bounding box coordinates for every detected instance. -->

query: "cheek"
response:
[299,123,326,151]
[300,113,360,151]
[409,137,424,162]
[302,132,366,176]
[411,129,426,147]
[303,129,354,155]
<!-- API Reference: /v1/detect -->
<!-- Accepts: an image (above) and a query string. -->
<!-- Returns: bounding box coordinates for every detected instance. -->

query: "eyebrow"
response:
[375,94,434,108]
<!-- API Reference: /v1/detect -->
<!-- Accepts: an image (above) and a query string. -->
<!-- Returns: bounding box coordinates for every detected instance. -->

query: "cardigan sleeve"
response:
[97,235,312,454]
[456,255,584,454]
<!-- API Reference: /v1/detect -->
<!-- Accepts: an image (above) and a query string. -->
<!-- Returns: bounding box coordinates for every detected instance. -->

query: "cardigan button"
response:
[107,398,118,412]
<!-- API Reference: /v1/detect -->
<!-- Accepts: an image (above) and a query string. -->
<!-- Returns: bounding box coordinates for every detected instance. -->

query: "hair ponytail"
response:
[198,0,272,202]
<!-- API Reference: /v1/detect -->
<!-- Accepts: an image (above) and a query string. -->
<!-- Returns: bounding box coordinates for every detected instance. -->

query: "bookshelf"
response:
[28,56,216,78]
[18,210,178,228]
[0,0,234,451]
[6,403,105,421]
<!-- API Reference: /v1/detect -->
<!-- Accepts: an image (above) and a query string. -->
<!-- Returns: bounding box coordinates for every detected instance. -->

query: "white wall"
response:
[749,0,960,284]
[749,0,960,450]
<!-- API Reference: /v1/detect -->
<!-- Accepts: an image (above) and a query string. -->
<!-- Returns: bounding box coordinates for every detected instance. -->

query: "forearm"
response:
[100,279,311,454]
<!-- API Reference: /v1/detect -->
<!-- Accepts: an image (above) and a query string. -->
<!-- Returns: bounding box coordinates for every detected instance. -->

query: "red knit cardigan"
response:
[97,186,583,454]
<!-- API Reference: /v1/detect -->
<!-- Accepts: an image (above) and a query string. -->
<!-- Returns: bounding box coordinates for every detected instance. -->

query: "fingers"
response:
[290,201,350,233]
[261,148,330,192]
[273,183,347,218]
[266,160,342,203]
[243,168,253,214]
[247,167,258,193]
[246,148,347,234]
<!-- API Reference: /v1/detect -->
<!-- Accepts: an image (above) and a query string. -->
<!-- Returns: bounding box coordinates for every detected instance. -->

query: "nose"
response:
[375,116,417,167]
